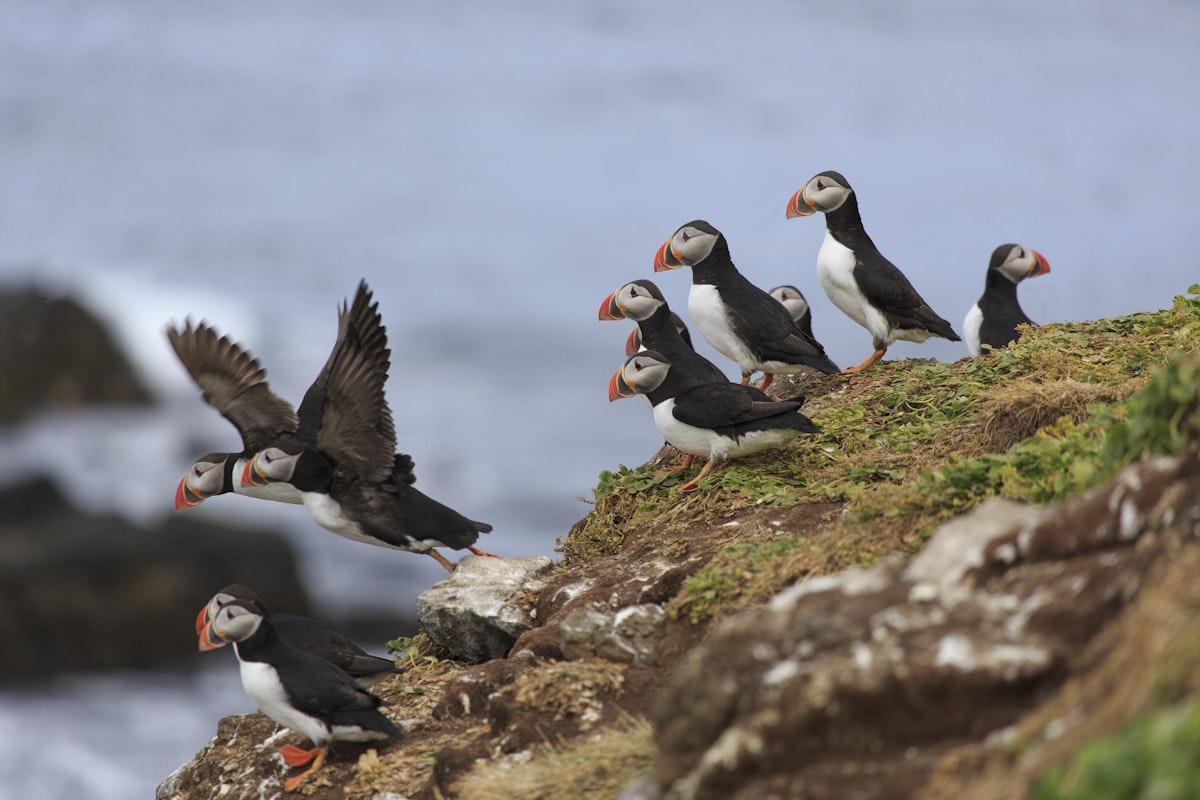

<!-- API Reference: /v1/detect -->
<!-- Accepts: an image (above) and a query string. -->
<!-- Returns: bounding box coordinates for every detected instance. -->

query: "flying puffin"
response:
[167,320,305,509]
[167,320,415,511]
[197,585,399,686]
[964,244,1051,356]
[199,597,403,792]
[242,281,495,572]
[768,285,816,342]
[653,220,839,390]
[786,171,960,374]
[608,350,819,492]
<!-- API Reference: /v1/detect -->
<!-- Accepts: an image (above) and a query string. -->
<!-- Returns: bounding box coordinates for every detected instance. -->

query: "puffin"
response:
[599,279,729,386]
[197,585,399,686]
[768,285,816,342]
[167,319,415,511]
[964,244,1051,356]
[608,350,820,492]
[653,220,840,390]
[600,279,774,469]
[626,310,692,356]
[786,171,960,374]
[199,597,403,792]
[167,320,305,510]
[242,281,495,572]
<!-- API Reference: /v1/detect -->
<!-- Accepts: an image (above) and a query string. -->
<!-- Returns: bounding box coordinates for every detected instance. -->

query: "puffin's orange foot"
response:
[758,373,774,391]
[282,746,328,791]
[840,348,886,375]
[468,546,500,558]
[278,744,320,767]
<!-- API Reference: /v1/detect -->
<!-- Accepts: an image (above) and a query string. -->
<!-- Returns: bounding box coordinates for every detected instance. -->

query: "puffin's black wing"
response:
[717,281,840,374]
[167,320,299,451]
[312,282,397,484]
[852,254,960,340]
[670,383,803,429]
[278,652,389,717]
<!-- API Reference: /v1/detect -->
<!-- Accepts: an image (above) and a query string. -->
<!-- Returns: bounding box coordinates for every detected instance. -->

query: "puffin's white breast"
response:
[963,303,983,356]
[688,284,758,373]
[239,659,329,745]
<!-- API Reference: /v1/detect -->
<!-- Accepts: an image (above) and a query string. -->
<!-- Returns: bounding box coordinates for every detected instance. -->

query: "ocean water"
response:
[1,1,1198,797]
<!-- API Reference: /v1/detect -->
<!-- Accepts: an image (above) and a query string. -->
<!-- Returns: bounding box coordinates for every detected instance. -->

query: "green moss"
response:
[1034,697,1200,800]
[669,536,808,623]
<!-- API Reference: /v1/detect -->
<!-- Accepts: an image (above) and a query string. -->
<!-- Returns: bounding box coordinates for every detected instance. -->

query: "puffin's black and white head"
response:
[607,350,672,402]
[195,584,264,643]
[769,285,811,323]
[242,440,305,489]
[653,221,723,271]
[989,244,1051,285]
[785,171,854,217]
[598,279,669,324]
[175,453,231,510]
[198,598,266,651]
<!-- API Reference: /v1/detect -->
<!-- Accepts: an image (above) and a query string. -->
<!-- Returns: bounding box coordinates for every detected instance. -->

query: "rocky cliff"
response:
[159,287,1200,800]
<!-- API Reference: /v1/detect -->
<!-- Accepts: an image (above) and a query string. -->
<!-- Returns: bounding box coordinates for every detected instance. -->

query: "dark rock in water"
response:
[0,475,310,684]
[0,286,153,426]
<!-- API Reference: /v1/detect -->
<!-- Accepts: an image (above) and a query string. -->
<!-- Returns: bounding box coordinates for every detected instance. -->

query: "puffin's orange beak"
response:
[598,291,625,321]
[785,186,816,219]
[653,240,678,272]
[175,475,203,511]
[608,368,635,402]
[241,457,268,489]
[1030,250,1051,277]
[197,612,227,652]
[624,327,641,356]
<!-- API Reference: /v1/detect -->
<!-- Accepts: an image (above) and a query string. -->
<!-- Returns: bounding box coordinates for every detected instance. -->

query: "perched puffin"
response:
[787,171,960,374]
[167,320,415,511]
[600,279,773,469]
[197,585,399,686]
[653,220,839,390]
[964,244,1051,356]
[626,310,692,356]
[243,282,494,572]
[199,597,402,792]
[599,279,729,386]
[608,350,820,492]
[768,285,816,342]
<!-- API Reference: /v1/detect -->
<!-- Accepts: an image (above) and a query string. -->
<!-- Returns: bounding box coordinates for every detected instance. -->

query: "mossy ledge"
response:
[161,286,1200,800]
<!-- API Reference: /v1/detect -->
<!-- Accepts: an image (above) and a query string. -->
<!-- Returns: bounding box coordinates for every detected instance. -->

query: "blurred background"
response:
[1,0,1198,797]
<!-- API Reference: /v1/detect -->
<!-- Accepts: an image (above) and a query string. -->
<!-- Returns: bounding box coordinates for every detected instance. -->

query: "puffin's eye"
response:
[680,231,691,242]
[816,180,826,190]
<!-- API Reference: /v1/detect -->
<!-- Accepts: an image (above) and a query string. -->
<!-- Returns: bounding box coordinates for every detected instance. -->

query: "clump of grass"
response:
[667,535,808,623]
[1033,698,1200,800]
[452,715,656,800]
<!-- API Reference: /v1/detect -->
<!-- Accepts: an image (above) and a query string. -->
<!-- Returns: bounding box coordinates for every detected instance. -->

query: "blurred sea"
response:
[1,1,1198,797]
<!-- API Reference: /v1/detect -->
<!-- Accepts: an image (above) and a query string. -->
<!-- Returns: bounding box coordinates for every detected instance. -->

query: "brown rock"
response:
[645,452,1200,800]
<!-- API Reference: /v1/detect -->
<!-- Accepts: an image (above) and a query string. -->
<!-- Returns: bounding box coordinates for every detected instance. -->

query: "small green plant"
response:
[670,536,808,623]
[1034,697,1200,800]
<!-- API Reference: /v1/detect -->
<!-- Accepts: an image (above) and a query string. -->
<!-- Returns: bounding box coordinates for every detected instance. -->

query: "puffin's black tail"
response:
[392,481,492,550]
